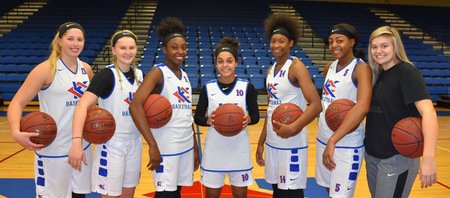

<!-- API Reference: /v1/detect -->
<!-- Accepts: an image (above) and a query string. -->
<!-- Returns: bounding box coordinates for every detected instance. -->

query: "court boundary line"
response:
[437,181,450,190]
[0,148,25,163]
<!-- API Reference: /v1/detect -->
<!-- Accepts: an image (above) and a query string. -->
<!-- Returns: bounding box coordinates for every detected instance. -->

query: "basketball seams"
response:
[83,108,115,144]
[392,117,423,158]
[392,126,422,143]
[272,103,303,126]
[146,105,172,118]
[20,113,56,132]
[213,104,245,136]
[144,94,172,128]
[20,112,57,147]
[144,95,163,114]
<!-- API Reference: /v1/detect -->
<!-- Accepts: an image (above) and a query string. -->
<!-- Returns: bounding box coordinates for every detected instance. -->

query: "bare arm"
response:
[130,66,163,170]
[328,62,372,144]
[415,99,438,188]
[256,118,268,166]
[69,91,98,170]
[273,58,322,137]
[322,62,372,170]
[7,61,53,150]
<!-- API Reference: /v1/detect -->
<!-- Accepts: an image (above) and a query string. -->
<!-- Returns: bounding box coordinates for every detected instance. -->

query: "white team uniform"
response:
[151,63,194,191]
[316,58,365,198]
[35,58,91,197]
[265,56,308,190]
[92,65,143,196]
[200,79,253,188]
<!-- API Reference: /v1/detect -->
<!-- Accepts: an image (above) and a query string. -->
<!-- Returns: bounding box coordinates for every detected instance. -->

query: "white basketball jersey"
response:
[266,56,307,149]
[37,58,90,156]
[151,64,193,155]
[98,65,143,140]
[318,58,365,146]
[201,79,252,171]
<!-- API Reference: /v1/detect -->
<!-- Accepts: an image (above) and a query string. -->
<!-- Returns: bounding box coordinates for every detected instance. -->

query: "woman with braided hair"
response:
[71,30,143,197]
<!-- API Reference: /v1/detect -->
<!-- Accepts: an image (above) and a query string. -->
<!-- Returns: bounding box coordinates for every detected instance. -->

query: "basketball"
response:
[143,94,172,128]
[83,107,116,144]
[271,103,303,125]
[212,103,245,137]
[325,98,356,132]
[20,112,57,147]
[392,117,423,158]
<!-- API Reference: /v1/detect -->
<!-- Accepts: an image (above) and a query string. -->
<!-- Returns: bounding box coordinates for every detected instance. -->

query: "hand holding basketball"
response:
[20,112,57,148]
[212,104,245,137]
[242,112,250,128]
[272,103,303,138]
[207,110,216,127]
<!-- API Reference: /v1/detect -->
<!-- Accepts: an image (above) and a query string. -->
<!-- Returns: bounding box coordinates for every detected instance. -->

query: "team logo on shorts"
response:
[173,86,191,103]
[68,81,88,99]
[323,79,339,98]
[267,83,279,99]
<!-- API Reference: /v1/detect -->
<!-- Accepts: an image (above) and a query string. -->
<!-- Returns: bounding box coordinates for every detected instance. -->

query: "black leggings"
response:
[71,192,86,198]
[154,186,182,198]
[272,184,304,198]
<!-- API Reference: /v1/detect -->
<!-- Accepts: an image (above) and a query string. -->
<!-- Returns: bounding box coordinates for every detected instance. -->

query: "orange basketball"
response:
[392,117,423,158]
[212,104,245,137]
[271,103,303,125]
[143,94,172,128]
[83,107,116,144]
[20,112,57,147]
[325,98,356,132]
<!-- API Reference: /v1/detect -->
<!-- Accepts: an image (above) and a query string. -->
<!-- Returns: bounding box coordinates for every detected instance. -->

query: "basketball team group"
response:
[7,13,439,198]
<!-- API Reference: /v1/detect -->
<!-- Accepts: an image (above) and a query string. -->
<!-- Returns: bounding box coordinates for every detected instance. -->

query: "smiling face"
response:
[370,35,397,69]
[216,51,237,79]
[58,28,84,58]
[112,37,137,67]
[270,34,293,60]
[163,37,187,67]
[328,33,354,60]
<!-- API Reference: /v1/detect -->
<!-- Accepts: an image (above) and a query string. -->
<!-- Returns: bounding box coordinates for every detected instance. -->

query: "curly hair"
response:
[264,14,300,45]
[214,37,240,61]
[156,17,186,45]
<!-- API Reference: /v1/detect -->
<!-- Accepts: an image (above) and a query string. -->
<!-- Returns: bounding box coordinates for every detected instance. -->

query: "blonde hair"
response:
[368,26,413,84]
[110,30,140,90]
[48,32,63,74]
[48,22,85,74]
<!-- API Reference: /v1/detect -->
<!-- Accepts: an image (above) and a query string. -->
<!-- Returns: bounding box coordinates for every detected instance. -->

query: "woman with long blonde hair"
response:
[8,22,93,198]
[364,26,438,198]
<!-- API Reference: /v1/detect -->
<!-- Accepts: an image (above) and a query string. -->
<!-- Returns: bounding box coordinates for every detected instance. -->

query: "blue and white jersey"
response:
[37,58,90,156]
[98,65,143,140]
[201,78,252,171]
[318,58,365,147]
[265,56,307,149]
[151,63,194,155]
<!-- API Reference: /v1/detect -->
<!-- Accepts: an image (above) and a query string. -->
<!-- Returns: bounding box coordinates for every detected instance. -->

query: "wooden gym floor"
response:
[0,107,449,197]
